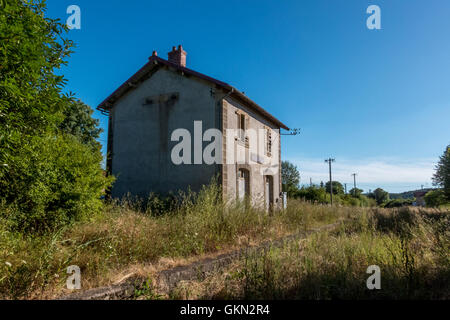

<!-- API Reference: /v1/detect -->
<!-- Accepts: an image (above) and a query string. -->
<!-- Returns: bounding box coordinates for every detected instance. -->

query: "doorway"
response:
[264,175,274,211]
[237,168,250,201]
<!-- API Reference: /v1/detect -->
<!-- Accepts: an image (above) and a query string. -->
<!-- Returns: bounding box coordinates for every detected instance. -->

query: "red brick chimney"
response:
[168,45,187,67]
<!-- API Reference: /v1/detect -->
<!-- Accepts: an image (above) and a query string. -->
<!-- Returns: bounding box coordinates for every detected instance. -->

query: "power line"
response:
[280,128,301,136]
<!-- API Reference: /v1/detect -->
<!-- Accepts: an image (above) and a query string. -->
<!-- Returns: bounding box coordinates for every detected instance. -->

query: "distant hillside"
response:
[389,188,434,199]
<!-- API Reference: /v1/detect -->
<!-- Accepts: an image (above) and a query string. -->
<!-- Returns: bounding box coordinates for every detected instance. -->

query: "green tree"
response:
[325,181,344,195]
[0,0,112,233]
[369,188,390,205]
[349,187,363,197]
[424,189,447,207]
[0,0,73,152]
[294,185,327,203]
[432,145,450,200]
[282,161,300,196]
[59,100,102,149]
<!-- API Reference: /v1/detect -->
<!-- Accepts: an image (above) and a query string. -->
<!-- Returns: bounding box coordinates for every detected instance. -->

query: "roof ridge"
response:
[97,55,289,130]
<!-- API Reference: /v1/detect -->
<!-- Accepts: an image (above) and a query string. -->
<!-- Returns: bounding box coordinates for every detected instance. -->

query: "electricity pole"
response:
[351,173,357,196]
[325,158,335,205]
[344,183,347,194]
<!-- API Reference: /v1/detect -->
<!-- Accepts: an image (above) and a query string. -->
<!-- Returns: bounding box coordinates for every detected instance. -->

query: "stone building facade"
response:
[97,46,289,209]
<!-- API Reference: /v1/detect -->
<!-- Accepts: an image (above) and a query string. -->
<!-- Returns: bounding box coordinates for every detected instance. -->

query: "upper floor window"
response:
[237,113,246,142]
[265,127,272,156]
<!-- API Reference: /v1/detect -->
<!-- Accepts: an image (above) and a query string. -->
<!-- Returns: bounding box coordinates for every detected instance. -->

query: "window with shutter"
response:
[237,113,246,142]
[266,128,272,157]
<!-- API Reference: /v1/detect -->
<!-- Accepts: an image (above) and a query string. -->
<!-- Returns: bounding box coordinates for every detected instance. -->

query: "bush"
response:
[424,190,448,207]
[293,186,327,203]
[0,134,113,233]
[383,198,414,208]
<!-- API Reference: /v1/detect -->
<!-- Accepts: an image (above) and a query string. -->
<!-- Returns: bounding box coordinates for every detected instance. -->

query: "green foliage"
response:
[281,161,300,196]
[59,100,102,149]
[383,198,414,208]
[0,0,73,152]
[369,188,390,205]
[0,134,113,233]
[325,181,344,195]
[424,189,448,208]
[0,1,111,233]
[432,145,450,200]
[293,185,376,207]
[359,195,377,207]
[349,187,363,197]
[294,185,327,203]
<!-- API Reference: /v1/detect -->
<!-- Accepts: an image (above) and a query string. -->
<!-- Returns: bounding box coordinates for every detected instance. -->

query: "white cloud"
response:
[287,157,436,193]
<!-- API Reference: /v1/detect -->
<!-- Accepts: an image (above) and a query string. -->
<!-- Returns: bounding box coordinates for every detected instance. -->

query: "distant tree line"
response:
[281,161,377,207]
[282,143,450,209]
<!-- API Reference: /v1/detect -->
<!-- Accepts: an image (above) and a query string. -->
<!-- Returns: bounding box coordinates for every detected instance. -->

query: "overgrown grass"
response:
[179,206,449,300]
[0,183,357,299]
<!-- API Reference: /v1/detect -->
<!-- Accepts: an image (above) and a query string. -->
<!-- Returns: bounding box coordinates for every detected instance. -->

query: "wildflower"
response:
[5,262,12,267]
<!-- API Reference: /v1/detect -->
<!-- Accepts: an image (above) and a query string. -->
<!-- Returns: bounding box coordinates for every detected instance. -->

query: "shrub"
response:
[424,190,448,207]
[293,186,327,203]
[383,198,414,208]
[0,134,113,233]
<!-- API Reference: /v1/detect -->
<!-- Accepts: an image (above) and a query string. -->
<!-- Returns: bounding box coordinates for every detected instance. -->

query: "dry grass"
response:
[0,184,359,299]
[169,206,450,300]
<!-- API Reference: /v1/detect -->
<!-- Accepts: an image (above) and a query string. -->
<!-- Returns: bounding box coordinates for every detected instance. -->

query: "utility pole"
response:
[344,183,347,194]
[310,177,312,187]
[351,173,357,196]
[325,158,335,205]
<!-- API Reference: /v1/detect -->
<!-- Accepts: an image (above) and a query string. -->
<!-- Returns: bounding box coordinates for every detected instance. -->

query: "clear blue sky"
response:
[46,0,450,193]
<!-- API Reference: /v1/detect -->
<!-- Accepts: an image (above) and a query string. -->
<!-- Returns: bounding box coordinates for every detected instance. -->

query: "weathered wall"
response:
[109,65,282,206]
[110,66,220,198]
[222,98,281,209]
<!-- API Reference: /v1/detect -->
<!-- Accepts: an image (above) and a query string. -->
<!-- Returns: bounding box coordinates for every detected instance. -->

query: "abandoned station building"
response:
[97,46,289,210]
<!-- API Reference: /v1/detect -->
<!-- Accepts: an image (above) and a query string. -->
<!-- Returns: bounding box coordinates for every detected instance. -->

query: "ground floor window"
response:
[237,168,250,201]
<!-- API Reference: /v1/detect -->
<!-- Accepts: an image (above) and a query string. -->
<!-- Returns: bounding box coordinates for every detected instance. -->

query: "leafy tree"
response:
[282,161,300,196]
[0,0,73,152]
[424,189,447,207]
[349,187,363,197]
[59,100,102,149]
[432,145,450,200]
[325,181,344,195]
[294,186,327,203]
[0,0,112,233]
[368,188,390,205]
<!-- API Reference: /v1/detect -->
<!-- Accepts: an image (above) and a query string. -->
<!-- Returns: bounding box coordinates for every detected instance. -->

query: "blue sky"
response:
[46,0,450,193]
